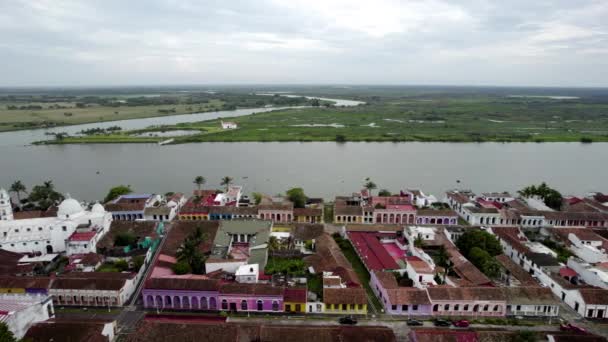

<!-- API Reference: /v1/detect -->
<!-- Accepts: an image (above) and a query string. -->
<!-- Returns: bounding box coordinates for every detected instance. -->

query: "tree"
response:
[175,227,208,274]
[286,187,307,208]
[311,98,320,107]
[104,185,132,203]
[268,236,280,251]
[220,176,233,190]
[335,134,346,143]
[114,232,137,247]
[9,180,26,203]
[114,259,129,272]
[0,323,16,342]
[28,181,64,211]
[378,189,391,197]
[252,192,263,205]
[363,177,377,195]
[133,255,145,271]
[193,176,206,191]
[518,182,563,211]
[456,230,502,258]
[414,235,425,248]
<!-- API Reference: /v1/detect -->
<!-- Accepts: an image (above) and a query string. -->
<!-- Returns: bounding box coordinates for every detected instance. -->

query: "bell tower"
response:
[0,188,13,220]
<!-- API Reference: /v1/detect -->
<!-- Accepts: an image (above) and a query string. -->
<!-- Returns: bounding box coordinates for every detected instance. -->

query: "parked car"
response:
[560,323,587,334]
[339,316,358,325]
[433,318,451,327]
[406,319,424,326]
[453,320,470,328]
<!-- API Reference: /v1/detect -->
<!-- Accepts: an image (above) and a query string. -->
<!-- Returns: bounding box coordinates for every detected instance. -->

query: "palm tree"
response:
[363,177,377,195]
[43,180,54,190]
[9,180,26,203]
[268,236,280,251]
[414,235,425,248]
[220,176,233,190]
[193,176,206,191]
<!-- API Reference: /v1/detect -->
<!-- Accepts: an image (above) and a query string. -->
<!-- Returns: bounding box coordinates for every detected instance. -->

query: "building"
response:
[293,208,323,224]
[96,221,162,258]
[24,320,116,342]
[370,270,432,316]
[144,193,186,222]
[0,197,111,255]
[284,287,307,313]
[502,287,559,317]
[235,264,259,284]
[415,209,458,225]
[105,194,161,221]
[258,203,294,223]
[221,121,238,129]
[143,278,220,310]
[206,221,272,273]
[50,272,137,307]
[323,287,367,315]
[0,293,54,339]
[427,287,506,317]
[0,189,13,221]
[219,283,284,312]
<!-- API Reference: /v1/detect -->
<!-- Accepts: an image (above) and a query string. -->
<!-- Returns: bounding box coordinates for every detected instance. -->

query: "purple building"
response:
[219,283,284,312]
[370,270,432,316]
[143,278,220,310]
[142,278,285,312]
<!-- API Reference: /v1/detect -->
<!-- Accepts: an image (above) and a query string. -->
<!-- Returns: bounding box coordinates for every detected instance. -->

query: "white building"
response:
[0,189,13,220]
[0,293,54,339]
[144,193,186,222]
[568,233,608,264]
[235,264,259,284]
[0,197,112,255]
[221,121,238,129]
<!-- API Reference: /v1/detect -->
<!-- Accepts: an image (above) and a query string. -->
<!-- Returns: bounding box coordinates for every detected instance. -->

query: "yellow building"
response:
[323,288,368,315]
[284,287,307,313]
[294,208,324,224]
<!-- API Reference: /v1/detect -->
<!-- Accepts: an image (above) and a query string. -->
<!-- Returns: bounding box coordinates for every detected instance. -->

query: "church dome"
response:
[91,202,105,213]
[58,198,84,217]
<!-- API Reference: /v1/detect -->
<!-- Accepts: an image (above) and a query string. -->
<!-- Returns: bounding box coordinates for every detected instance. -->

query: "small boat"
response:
[158,139,174,146]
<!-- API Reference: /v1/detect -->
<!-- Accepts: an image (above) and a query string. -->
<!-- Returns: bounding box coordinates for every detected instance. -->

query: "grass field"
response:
[0,100,224,132]
[43,95,608,144]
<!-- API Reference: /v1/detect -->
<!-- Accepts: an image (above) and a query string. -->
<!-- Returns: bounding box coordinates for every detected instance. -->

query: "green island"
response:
[0,89,317,132]
[34,86,608,144]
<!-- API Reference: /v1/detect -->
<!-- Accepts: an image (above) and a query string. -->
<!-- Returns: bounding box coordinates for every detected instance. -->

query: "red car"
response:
[560,323,587,334]
[453,320,470,328]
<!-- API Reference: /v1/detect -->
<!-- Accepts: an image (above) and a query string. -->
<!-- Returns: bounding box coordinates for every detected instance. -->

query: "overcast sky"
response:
[1,0,607,87]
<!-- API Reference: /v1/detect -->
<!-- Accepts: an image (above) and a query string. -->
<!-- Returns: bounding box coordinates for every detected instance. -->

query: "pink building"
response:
[258,203,293,222]
[374,204,416,224]
[427,287,506,317]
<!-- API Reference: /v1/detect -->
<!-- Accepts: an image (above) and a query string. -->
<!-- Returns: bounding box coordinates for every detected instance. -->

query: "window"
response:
[516,305,521,311]
[358,304,363,310]
[272,301,279,311]
[342,304,347,311]
[38,227,42,231]
[14,229,18,233]
[26,228,31,232]
[241,300,248,310]
[62,226,67,231]
[391,305,397,310]
[493,305,499,312]
[483,305,489,311]
[402,305,408,311]
[412,305,418,311]
[350,304,355,310]
[444,304,450,311]
[257,300,263,311]
[454,304,459,311]
[221,300,228,310]
[588,309,594,317]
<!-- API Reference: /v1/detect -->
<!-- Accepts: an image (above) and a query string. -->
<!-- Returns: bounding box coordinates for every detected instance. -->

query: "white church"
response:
[0,188,112,255]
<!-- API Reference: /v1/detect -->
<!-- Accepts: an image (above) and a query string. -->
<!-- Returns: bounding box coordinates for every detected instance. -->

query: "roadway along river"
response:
[0,97,605,201]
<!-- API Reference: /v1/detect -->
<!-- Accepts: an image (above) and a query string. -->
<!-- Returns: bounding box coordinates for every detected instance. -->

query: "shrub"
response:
[172,261,192,275]
[114,259,129,272]
[114,232,137,247]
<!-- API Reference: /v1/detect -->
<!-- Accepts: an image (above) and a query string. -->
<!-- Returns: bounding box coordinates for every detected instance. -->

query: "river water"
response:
[0,98,605,202]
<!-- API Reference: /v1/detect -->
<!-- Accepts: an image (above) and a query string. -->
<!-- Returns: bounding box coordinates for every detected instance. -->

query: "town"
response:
[0,179,607,341]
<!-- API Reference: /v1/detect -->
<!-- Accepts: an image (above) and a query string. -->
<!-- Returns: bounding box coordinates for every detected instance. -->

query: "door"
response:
[598,309,605,318]
[230,302,237,312]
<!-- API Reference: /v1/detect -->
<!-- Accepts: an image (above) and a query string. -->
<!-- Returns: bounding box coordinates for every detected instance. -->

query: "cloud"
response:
[0,0,606,86]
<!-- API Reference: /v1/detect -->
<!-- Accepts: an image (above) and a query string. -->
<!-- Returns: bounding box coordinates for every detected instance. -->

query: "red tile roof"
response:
[68,231,97,241]
[559,267,577,278]
[284,287,307,303]
[348,232,399,271]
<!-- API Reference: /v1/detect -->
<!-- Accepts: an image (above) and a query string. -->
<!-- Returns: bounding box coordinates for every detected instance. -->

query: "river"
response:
[0,98,605,202]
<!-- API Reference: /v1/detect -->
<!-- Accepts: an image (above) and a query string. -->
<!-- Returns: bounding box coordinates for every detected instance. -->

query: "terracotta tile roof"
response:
[405,256,433,274]
[579,288,608,305]
[105,202,146,212]
[12,210,56,219]
[97,221,159,250]
[293,207,323,216]
[68,231,97,242]
[51,277,128,291]
[501,287,557,305]
[334,205,363,216]
[145,278,220,291]
[492,227,529,255]
[161,221,219,257]
[25,320,110,342]
[323,287,367,305]
[323,277,342,287]
[495,255,538,286]
[291,223,324,241]
[427,287,505,301]
[387,288,431,305]
[0,276,51,289]
[372,271,399,289]
[304,233,359,285]
[258,203,293,211]
[219,283,284,296]
[284,287,307,302]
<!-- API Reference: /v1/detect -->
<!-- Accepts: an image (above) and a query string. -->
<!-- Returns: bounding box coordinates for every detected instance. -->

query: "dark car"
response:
[453,320,470,328]
[433,318,451,327]
[406,319,424,326]
[339,316,358,325]
[560,323,587,334]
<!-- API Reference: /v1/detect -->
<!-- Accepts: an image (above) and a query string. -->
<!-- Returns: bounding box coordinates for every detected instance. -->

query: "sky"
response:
[1,0,607,87]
